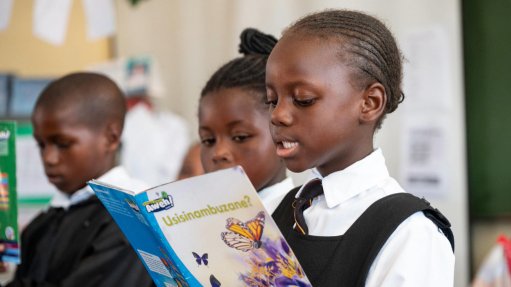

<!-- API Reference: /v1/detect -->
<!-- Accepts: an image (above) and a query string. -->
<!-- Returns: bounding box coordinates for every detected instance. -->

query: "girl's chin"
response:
[282,159,310,174]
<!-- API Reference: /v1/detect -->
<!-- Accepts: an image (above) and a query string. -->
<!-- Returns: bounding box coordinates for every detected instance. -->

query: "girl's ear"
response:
[359,82,386,124]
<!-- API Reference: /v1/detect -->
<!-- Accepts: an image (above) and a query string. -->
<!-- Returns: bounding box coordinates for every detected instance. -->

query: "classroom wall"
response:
[116,0,468,285]
[0,0,111,77]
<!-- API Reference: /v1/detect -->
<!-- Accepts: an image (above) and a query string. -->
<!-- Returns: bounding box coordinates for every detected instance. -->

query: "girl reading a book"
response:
[198,28,293,214]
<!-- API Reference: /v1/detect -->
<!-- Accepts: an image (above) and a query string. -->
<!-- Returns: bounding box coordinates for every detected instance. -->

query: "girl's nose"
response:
[212,140,233,164]
[270,100,293,127]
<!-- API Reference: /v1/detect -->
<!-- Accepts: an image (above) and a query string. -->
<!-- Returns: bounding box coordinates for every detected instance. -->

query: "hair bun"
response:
[238,28,278,56]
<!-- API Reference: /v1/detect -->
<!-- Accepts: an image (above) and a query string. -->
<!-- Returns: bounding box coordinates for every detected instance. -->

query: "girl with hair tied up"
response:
[198,28,293,214]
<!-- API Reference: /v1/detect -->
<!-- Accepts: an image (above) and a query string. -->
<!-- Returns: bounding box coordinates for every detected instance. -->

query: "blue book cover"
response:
[88,167,311,287]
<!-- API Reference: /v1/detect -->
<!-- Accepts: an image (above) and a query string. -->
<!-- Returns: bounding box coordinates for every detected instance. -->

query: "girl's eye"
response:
[294,97,316,107]
[200,138,215,147]
[232,135,250,142]
[265,89,277,108]
[265,99,277,108]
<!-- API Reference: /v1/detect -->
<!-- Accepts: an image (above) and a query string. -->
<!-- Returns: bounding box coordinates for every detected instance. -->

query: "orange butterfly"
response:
[221,211,265,252]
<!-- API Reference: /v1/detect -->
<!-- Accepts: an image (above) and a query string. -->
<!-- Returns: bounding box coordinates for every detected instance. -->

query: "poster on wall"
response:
[400,115,449,198]
[400,25,453,198]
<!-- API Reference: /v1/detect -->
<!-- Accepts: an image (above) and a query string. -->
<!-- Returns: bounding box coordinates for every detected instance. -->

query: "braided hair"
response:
[200,28,277,110]
[284,10,404,129]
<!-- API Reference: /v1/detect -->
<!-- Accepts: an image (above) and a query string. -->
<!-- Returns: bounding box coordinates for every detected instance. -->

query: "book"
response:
[0,121,20,263]
[88,167,311,287]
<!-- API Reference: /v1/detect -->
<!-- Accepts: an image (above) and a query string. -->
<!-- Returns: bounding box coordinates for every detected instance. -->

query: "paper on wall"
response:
[33,0,73,45]
[82,0,116,40]
[399,25,454,198]
[400,114,449,198]
[0,0,13,31]
[402,25,453,113]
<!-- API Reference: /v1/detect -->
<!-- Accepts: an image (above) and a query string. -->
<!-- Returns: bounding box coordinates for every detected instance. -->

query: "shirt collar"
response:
[298,148,389,208]
[50,166,128,209]
[258,177,294,201]
[258,177,295,214]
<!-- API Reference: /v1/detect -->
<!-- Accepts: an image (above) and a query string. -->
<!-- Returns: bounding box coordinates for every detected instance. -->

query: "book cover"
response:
[0,121,20,263]
[88,167,311,287]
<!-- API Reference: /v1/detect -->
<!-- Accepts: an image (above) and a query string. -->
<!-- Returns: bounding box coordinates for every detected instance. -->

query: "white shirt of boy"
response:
[297,148,455,287]
[50,166,148,209]
[258,177,294,214]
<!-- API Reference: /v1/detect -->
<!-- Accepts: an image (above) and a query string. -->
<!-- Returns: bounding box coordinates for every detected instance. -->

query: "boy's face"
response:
[199,87,286,191]
[32,106,116,194]
[266,35,373,176]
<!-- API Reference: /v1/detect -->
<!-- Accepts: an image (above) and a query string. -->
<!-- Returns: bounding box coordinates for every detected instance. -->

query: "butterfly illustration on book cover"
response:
[221,211,265,252]
[240,238,312,287]
[192,252,208,266]
[209,274,221,287]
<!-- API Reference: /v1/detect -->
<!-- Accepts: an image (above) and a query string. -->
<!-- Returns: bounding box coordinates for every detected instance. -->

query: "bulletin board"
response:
[464,0,511,217]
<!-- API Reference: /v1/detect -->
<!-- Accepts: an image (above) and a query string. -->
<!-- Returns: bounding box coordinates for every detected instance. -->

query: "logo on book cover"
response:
[143,192,174,213]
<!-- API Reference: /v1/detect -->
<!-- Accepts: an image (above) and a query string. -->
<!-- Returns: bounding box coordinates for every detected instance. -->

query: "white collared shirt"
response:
[50,166,149,210]
[298,148,455,287]
[258,177,294,214]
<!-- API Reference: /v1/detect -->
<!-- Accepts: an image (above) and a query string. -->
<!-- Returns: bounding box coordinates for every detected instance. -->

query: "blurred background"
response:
[0,0,510,286]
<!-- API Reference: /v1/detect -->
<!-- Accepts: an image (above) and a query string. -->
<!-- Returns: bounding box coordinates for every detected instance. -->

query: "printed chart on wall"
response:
[401,25,453,199]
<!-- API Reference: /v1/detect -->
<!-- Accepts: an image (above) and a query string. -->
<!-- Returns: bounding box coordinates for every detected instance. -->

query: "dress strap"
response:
[341,193,454,286]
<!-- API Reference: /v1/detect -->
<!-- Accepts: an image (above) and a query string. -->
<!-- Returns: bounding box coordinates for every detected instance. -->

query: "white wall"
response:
[116,1,468,285]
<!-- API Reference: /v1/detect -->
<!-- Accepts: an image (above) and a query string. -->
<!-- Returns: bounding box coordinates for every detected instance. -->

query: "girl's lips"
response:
[276,140,299,158]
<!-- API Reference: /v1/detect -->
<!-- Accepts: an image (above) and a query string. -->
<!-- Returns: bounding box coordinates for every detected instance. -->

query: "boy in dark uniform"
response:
[5,72,153,287]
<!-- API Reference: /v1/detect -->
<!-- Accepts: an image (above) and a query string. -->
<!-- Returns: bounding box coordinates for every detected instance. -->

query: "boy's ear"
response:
[103,121,122,152]
[359,82,386,124]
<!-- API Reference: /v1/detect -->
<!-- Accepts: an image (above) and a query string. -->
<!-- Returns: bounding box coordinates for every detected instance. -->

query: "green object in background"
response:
[15,122,53,207]
[464,0,511,217]
[0,121,20,263]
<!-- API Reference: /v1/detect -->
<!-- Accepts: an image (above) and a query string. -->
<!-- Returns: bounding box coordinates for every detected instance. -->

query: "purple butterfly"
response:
[192,252,208,266]
[210,274,221,287]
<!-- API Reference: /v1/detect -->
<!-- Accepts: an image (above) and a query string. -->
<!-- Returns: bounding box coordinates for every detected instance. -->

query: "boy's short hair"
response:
[284,10,404,129]
[35,72,126,131]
